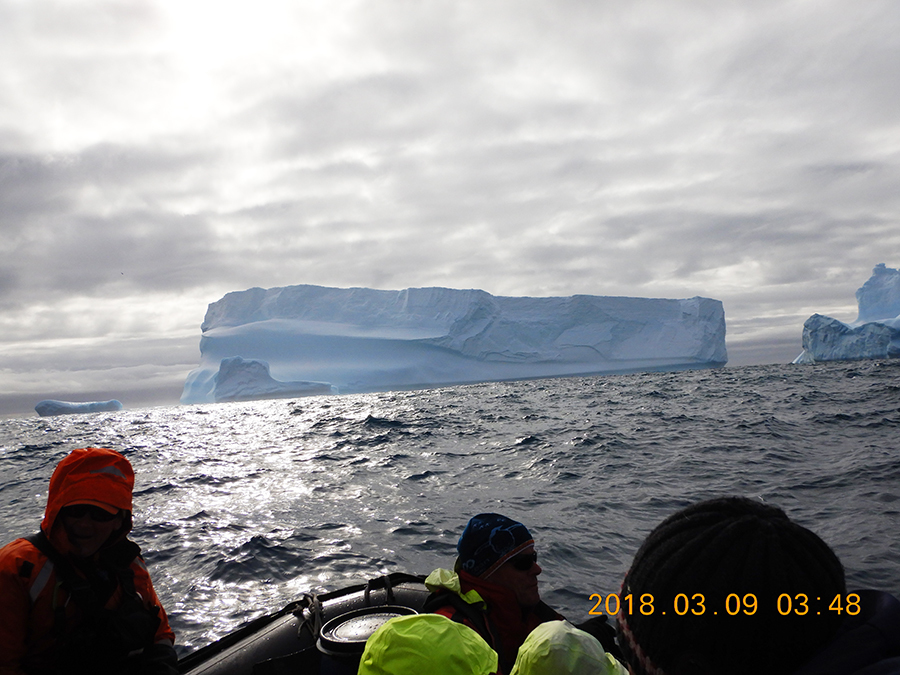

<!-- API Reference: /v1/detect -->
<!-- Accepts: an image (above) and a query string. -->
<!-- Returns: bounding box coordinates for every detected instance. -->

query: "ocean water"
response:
[1,361,899,657]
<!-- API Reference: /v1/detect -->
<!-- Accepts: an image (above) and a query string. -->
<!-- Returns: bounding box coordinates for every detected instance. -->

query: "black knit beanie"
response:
[617,497,846,675]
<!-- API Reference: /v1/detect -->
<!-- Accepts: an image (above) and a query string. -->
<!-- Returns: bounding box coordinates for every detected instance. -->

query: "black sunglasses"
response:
[61,504,120,522]
[508,552,538,571]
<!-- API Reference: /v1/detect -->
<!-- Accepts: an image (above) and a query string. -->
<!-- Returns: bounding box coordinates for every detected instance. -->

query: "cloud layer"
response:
[2,0,899,414]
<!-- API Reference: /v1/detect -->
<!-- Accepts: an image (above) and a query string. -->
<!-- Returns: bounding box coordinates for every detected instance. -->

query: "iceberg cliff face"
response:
[181,285,728,404]
[794,264,900,364]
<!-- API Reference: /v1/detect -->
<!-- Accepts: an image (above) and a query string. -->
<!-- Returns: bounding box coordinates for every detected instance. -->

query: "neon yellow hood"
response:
[358,613,498,675]
[509,621,628,675]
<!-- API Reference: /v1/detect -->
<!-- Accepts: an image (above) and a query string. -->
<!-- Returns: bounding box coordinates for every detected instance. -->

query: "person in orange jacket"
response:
[0,447,177,675]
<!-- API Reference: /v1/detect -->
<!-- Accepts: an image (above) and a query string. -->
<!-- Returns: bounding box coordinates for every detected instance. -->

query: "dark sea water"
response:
[2,361,899,657]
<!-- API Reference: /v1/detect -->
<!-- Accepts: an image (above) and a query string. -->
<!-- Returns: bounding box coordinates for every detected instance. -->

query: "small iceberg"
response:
[35,399,124,417]
[212,356,335,403]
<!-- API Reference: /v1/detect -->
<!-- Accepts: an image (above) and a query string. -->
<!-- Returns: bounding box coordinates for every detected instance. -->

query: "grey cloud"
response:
[0,143,227,306]
[17,0,161,44]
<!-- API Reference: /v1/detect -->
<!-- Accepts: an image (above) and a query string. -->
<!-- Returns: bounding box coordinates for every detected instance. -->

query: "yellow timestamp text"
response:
[588,592,861,617]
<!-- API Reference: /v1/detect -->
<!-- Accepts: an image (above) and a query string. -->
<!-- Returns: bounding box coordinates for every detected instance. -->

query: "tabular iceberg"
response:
[181,285,728,405]
[35,399,124,416]
[794,263,900,364]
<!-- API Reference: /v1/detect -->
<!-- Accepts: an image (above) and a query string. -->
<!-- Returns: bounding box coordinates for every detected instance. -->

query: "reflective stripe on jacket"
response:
[0,535,175,674]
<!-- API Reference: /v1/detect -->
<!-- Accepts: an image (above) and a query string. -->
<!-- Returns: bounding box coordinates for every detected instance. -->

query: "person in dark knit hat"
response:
[617,496,900,675]
[425,513,620,674]
[456,512,537,578]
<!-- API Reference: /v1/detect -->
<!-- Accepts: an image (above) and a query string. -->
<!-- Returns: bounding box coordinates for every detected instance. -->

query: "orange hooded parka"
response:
[0,448,176,675]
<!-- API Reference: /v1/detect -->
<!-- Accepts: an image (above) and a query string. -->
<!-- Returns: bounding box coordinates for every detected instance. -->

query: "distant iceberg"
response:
[181,285,728,405]
[794,263,900,364]
[35,399,124,417]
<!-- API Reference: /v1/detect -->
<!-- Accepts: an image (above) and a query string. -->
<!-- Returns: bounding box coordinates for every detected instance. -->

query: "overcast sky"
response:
[2,0,899,416]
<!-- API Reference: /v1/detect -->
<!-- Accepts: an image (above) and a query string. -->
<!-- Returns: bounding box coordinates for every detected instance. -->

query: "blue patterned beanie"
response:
[456,513,534,578]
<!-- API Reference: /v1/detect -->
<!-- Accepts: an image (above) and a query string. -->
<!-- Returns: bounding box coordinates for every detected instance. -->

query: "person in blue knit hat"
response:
[424,513,620,674]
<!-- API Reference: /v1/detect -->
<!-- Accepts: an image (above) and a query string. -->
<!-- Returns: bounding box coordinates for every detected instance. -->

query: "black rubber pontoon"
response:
[177,573,429,675]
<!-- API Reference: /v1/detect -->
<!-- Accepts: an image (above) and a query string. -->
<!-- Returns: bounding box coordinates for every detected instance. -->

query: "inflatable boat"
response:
[177,572,429,675]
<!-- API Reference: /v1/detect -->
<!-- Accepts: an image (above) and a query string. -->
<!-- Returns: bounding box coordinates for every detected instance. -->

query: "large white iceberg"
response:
[181,285,728,404]
[35,399,124,416]
[794,263,900,364]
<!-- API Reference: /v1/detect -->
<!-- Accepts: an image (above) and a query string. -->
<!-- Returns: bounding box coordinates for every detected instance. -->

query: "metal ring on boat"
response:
[317,605,418,658]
